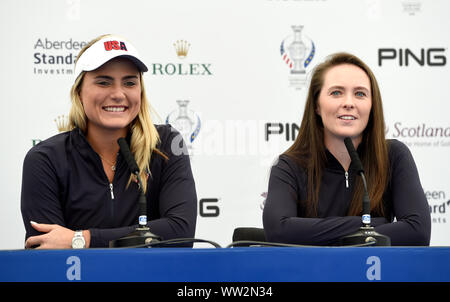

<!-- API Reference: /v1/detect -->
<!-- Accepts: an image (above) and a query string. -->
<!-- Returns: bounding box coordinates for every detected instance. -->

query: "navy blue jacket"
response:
[263,139,431,246]
[21,124,197,247]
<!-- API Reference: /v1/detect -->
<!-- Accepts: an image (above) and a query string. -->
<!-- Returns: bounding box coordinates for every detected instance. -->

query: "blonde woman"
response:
[21,35,197,248]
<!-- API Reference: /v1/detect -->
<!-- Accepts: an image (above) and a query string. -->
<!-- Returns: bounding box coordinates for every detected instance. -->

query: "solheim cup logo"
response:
[166,100,201,150]
[280,25,315,90]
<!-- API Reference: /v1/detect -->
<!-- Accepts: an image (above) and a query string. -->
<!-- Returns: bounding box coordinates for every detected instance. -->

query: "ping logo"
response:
[104,40,128,51]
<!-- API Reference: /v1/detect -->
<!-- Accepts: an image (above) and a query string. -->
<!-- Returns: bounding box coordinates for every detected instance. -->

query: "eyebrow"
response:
[327,85,370,92]
[353,86,370,92]
[94,75,139,81]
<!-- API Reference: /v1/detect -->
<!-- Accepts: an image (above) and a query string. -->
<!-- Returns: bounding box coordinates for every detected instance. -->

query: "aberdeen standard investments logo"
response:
[33,37,88,75]
[426,189,449,224]
[150,40,213,76]
[280,25,316,90]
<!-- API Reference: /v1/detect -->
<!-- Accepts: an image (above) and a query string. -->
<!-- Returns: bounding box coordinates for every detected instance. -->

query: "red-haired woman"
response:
[263,52,430,246]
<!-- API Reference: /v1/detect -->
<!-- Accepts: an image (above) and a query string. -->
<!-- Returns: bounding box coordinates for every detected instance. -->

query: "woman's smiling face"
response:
[316,63,372,144]
[79,57,141,134]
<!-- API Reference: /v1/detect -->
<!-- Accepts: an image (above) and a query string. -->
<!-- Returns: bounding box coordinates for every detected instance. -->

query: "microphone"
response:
[344,137,363,174]
[117,138,139,174]
[339,137,391,247]
[344,137,370,225]
[109,138,161,248]
[117,138,146,226]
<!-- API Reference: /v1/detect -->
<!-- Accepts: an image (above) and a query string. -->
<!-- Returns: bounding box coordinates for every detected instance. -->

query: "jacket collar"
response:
[325,144,363,173]
[70,127,129,173]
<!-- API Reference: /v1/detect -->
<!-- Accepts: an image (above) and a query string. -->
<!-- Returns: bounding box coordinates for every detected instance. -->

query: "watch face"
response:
[72,238,85,249]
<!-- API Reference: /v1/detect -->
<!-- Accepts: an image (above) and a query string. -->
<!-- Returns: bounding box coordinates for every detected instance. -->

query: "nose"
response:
[342,94,355,109]
[110,85,126,102]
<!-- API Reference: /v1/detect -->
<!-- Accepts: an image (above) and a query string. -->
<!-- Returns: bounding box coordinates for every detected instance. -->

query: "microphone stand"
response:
[339,173,391,246]
[109,139,161,248]
[109,173,161,247]
[339,138,391,247]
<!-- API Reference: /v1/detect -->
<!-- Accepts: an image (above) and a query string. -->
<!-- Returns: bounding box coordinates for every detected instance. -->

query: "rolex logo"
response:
[54,115,70,132]
[151,40,212,76]
[173,40,190,59]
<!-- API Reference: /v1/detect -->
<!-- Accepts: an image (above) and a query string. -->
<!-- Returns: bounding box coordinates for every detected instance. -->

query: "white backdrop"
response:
[0,0,449,249]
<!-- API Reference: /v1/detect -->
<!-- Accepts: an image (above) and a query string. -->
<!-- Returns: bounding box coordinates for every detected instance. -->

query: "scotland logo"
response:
[280,25,315,90]
[166,100,201,150]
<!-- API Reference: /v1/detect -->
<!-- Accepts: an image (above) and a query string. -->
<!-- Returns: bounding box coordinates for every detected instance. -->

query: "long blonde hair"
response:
[68,34,164,193]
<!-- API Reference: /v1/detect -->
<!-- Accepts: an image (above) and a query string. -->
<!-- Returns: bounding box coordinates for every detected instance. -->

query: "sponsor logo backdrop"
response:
[0,0,449,248]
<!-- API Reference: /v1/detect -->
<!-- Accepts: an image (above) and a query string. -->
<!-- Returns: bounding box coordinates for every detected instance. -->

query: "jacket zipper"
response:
[109,183,115,199]
[109,182,115,225]
[345,171,349,188]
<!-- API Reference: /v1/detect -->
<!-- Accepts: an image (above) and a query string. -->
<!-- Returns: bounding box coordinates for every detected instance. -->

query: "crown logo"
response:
[173,40,190,59]
[54,115,70,132]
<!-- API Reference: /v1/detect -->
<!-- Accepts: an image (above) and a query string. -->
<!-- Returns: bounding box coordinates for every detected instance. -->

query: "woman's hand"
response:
[25,221,90,249]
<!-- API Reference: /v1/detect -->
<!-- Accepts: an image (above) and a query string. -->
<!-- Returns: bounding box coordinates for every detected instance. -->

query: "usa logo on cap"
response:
[73,35,148,81]
[104,40,128,51]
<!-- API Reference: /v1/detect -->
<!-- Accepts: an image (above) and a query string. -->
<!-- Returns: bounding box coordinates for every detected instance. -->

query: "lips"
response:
[338,115,356,120]
[102,106,127,112]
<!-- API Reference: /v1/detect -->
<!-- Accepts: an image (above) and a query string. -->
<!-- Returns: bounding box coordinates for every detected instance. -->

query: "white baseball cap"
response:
[74,35,148,81]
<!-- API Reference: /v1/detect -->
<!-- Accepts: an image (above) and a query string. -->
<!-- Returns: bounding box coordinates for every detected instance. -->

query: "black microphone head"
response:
[343,137,356,153]
[344,137,364,174]
[117,137,139,174]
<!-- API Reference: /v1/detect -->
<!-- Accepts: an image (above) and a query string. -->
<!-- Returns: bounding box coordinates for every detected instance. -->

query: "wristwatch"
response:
[71,231,86,249]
